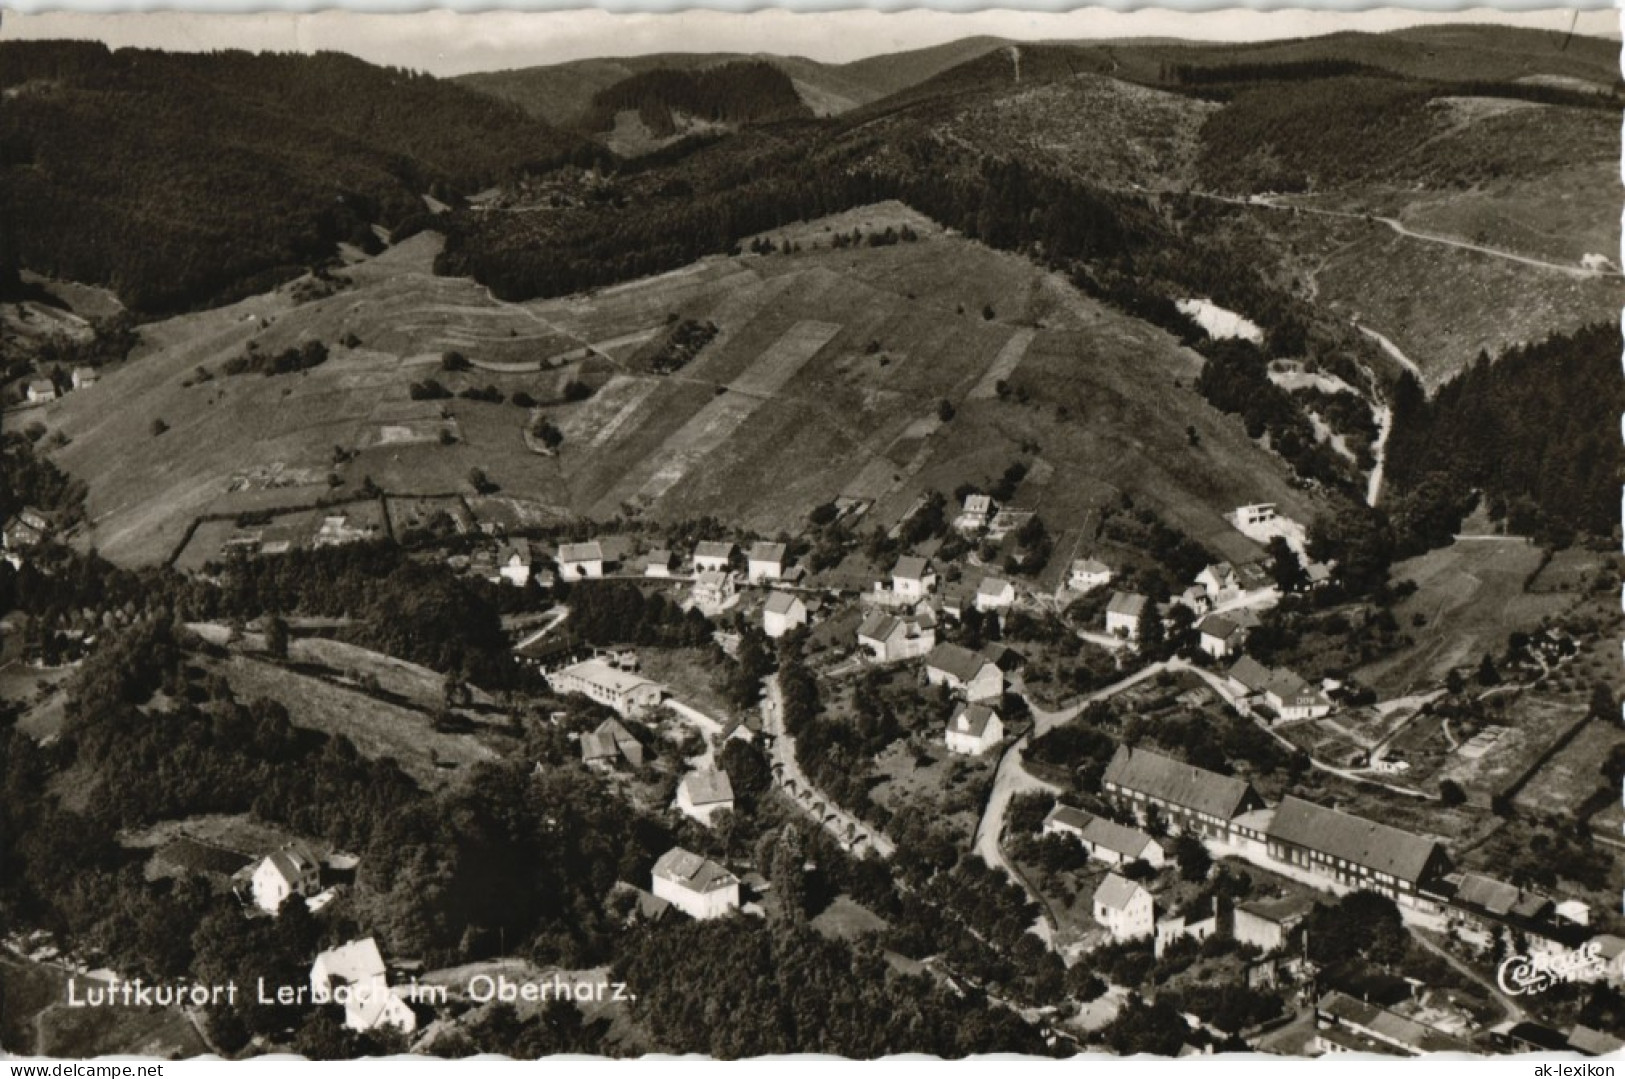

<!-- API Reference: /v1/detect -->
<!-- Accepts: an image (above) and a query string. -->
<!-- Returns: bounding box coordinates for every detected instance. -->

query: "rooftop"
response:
[927,642,995,683]
[1094,872,1147,912]
[682,769,735,806]
[892,555,932,581]
[1080,816,1158,861]
[1106,591,1148,618]
[748,541,787,563]
[1268,797,1444,885]
[653,847,738,894]
[1044,804,1093,832]
[951,702,1000,738]
[1103,745,1260,822]
[763,591,803,616]
[558,541,603,563]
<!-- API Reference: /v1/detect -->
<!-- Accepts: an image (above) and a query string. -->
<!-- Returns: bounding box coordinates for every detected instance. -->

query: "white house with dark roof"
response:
[71,367,98,390]
[652,847,740,920]
[944,702,1003,755]
[856,608,935,663]
[1262,669,1331,721]
[581,717,645,768]
[1078,816,1165,869]
[676,770,735,825]
[890,556,937,601]
[955,493,996,533]
[762,592,807,639]
[1265,796,1452,909]
[693,541,735,574]
[1105,591,1148,639]
[1069,558,1112,593]
[746,542,787,582]
[1093,872,1154,940]
[1196,562,1240,603]
[1042,804,1093,840]
[924,643,1003,702]
[25,379,56,405]
[309,938,417,1034]
[1177,585,1213,616]
[644,549,676,578]
[1197,613,1246,659]
[250,842,322,914]
[557,541,604,579]
[974,576,1016,612]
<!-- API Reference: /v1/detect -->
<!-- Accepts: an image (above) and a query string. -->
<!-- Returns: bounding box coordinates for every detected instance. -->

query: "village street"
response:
[971,659,1180,950]
[760,673,896,858]
[971,650,1460,953]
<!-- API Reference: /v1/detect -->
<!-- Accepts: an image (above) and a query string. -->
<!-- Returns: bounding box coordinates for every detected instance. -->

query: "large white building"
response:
[652,847,740,920]
[548,658,666,716]
[250,843,322,915]
[974,576,1015,612]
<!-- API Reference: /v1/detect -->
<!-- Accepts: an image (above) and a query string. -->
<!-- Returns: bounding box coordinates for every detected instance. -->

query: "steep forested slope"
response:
[0,42,594,312]
[1385,322,1623,546]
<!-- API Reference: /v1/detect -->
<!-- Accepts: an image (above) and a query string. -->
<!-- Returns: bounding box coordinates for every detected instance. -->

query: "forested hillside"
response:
[0,42,596,313]
[1385,322,1623,547]
[1194,74,1620,193]
[582,61,812,135]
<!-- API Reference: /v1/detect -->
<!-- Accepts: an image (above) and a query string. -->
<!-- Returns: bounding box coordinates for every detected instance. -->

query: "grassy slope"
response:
[40,203,1317,567]
[1353,540,1575,696]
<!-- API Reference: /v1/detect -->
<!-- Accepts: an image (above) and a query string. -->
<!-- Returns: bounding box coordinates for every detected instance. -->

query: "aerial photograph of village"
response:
[0,4,1621,1061]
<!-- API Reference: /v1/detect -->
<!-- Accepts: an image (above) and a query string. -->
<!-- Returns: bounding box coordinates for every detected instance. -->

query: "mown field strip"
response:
[968,326,1037,399]
[593,320,841,514]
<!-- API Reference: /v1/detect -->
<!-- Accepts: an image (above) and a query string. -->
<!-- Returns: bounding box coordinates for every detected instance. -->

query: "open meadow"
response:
[1354,539,1574,696]
[37,205,1318,566]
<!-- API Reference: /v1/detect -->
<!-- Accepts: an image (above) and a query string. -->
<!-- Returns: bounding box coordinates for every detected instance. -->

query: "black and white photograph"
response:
[0,3,1621,1062]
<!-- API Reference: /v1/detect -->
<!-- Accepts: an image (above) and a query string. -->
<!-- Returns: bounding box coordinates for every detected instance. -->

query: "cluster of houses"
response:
[21,367,98,405]
[308,937,419,1035]
[1088,743,1612,969]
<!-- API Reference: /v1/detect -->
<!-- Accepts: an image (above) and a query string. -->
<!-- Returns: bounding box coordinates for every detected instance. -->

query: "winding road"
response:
[760,673,896,858]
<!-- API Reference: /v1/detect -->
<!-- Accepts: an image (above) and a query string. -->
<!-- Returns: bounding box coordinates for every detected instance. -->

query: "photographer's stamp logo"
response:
[1497,940,1606,996]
